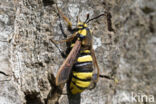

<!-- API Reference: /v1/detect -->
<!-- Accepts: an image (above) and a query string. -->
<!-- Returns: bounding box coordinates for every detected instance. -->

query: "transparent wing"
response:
[91,48,100,82]
[56,40,81,85]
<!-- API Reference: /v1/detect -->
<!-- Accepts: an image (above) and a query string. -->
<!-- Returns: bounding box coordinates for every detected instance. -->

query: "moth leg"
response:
[99,75,113,80]
[50,32,77,58]
[56,5,72,32]
[50,39,66,58]
[99,74,119,84]
[51,32,77,44]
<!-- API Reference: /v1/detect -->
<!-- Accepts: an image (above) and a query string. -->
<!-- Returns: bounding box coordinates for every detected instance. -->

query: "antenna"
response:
[84,14,90,23]
[86,12,107,23]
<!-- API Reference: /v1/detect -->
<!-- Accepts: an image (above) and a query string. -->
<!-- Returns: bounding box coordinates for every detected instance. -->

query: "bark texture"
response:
[0,0,155,104]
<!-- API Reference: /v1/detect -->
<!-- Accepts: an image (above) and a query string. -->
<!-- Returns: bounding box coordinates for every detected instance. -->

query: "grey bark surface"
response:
[0,0,155,104]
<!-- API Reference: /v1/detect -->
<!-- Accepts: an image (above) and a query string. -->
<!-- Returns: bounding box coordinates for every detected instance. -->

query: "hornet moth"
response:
[53,5,115,95]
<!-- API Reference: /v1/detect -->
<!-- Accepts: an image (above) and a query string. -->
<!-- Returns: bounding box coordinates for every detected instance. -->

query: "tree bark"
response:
[0,0,155,104]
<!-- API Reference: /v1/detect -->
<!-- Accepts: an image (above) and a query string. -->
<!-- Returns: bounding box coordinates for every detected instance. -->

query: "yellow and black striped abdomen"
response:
[70,50,93,94]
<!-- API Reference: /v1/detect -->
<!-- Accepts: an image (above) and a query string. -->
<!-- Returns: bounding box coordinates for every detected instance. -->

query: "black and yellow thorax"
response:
[70,22,92,49]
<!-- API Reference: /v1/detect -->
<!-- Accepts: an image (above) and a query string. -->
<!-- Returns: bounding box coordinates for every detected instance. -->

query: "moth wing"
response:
[86,49,100,90]
[56,40,81,85]
[91,48,100,83]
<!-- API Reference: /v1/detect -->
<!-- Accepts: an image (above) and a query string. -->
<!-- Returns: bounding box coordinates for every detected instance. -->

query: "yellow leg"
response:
[76,13,80,25]
[56,4,72,30]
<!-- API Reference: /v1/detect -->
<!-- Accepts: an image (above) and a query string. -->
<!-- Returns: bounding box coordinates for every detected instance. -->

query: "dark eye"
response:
[78,25,84,29]
[79,25,84,26]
